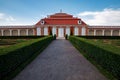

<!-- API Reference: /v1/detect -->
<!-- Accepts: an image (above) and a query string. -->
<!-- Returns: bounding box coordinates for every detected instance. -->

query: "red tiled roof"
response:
[35,12,87,25]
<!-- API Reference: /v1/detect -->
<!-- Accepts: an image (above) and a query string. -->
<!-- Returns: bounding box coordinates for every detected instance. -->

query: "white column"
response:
[102,30,105,36]
[26,29,29,36]
[18,29,20,36]
[94,29,96,36]
[1,30,4,36]
[111,30,113,36]
[10,29,12,36]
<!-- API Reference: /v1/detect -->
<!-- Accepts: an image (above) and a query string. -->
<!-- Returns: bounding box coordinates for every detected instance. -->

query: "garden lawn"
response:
[0,39,29,48]
[88,39,120,55]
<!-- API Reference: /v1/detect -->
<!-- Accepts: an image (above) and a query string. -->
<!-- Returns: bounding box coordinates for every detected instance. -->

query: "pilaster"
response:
[10,29,12,36]
[102,30,105,36]
[1,30,4,36]
[94,29,96,36]
[18,29,20,36]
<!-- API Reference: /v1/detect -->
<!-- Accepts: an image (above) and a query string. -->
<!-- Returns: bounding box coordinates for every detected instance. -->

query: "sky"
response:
[0,0,120,25]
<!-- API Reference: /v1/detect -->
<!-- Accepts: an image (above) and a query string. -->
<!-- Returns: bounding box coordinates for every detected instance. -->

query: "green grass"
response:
[0,39,35,55]
[88,39,120,55]
[94,39,120,48]
[0,39,28,48]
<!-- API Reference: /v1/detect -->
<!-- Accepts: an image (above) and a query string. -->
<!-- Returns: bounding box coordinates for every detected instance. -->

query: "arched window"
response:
[41,20,45,25]
[78,20,81,24]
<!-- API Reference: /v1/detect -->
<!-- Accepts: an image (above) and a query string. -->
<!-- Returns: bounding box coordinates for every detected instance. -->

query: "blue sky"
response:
[0,0,120,25]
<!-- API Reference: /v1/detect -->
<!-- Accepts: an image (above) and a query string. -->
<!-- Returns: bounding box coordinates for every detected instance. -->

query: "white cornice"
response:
[88,26,120,28]
[35,24,88,27]
[0,25,35,28]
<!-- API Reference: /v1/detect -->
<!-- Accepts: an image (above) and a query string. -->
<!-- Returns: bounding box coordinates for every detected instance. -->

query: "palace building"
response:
[0,12,120,37]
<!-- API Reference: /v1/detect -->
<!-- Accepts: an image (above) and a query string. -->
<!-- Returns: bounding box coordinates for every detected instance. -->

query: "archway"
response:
[104,30,111,36]
[4,30,10,36]
[96,30,102,36]
[12,30,18,36]
[113,30,119,36]
[20,30,26,36]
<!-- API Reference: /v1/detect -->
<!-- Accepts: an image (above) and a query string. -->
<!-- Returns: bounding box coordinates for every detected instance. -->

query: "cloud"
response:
[77,8,120,25]
[0,13,33,25]
[0,13,5,20]
[0,13,44,25]
[6,16,15,21]
[1,9,120,26]
[0,13,15,21]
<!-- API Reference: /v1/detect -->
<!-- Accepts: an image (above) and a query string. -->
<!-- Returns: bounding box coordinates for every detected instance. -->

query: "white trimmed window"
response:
[41,20,45,25]
[44,27,48,35]
[74,27,78,35]
[66,27,70,36]
[78,20,81,24]
[37,27,41,35]
[81,27,86,35]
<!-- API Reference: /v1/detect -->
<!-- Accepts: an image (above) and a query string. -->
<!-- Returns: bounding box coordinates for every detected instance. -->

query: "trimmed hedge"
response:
[69,36,120,79]
[0,36,53,80]
[0,36,44,39]
[77,36,120,39]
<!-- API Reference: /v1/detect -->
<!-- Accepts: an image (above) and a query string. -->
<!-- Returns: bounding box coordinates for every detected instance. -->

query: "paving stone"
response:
[13,39,108,80]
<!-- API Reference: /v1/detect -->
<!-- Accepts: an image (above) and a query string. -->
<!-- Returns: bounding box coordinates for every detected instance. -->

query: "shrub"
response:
[65,34,68,40]
[0,36,44,39]
[77,36,120,39]
[69,36,120,79]
[53,34,56,40]
[0,36,53,80]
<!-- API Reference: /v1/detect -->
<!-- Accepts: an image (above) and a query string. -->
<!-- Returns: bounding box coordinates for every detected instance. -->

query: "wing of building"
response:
[0,12,120,36]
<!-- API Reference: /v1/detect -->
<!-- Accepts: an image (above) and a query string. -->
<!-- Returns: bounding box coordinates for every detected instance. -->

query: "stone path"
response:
[13,39,107,80]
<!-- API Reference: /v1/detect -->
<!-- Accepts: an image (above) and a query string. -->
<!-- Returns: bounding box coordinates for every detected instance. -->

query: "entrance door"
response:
[58,28,64,37]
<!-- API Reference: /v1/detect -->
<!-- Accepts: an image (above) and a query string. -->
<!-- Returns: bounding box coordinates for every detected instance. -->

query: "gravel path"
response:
[13,39,107,80]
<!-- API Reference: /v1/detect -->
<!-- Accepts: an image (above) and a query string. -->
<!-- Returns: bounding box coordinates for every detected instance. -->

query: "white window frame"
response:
[37,27,41,36]
[74,27,79,35]
[52,27,56,36]
[66,27,70,36]
[44,27,48,35]
[81,27,86,35]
